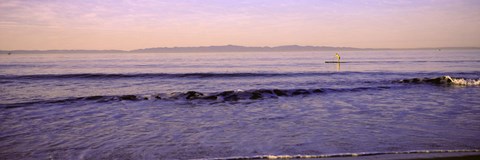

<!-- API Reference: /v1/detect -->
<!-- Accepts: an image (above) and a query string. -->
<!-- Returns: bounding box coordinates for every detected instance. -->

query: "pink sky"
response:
[1,0,479,50]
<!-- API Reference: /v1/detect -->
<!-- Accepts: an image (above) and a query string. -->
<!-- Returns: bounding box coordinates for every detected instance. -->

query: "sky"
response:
[0,0,479,50]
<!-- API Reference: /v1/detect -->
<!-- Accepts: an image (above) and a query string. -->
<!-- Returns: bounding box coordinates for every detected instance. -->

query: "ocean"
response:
[0,50,479,159]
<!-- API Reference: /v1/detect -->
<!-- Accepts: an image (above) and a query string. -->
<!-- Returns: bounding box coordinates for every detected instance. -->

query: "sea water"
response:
[0,50,479,159]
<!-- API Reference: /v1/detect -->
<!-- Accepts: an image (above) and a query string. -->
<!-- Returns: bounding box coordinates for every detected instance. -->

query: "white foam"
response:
[445,76,480,86]
[234,89,245,93]
[196,149,480,160]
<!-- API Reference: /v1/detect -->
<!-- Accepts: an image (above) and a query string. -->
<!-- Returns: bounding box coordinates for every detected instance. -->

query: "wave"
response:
[198,149,480,160]
[399,76,480,86]
[0,86,392,108]
[2,75,478,108]
[1,71,479,80]
[0,72,349,80]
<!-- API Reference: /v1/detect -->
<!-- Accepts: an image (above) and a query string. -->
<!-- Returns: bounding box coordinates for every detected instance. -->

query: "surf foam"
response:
[400,76,480,86]
[446,76,480,86]
[195,149,480,160]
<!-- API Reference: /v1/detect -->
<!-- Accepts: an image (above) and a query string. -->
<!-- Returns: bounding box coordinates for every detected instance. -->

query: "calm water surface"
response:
[0,50,479,159]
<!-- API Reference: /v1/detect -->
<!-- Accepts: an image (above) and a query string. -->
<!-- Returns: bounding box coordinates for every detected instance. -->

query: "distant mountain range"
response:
[131,45,364,53]
[1,45,479,54]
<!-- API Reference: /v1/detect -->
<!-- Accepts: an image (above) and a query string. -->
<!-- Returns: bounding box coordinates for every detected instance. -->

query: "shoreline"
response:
[205,150,480,160]
[311,152,480,160]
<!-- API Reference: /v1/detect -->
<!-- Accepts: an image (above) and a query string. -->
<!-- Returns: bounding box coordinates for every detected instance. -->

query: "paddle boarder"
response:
[335,53,340,62]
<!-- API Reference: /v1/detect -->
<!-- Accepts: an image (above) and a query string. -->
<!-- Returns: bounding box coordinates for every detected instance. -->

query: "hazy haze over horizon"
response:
[1,0,479,50]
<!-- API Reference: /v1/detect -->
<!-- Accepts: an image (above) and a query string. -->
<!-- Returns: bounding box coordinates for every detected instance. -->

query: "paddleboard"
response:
[325,61,348,63]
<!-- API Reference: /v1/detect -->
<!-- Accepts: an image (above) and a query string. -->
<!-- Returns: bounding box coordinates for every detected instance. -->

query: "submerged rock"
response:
[249,89,273,100]
[201,95,217,100]
[224,95,239,101]
[256,89,273,94]
[292,89,309,95]
[400,76,455,85]
[411,78,421,83]
[120,95,138,101]
[216,90,241,101]
[84,95,104,100]
[423,76,456,84]
[217,90,235,97]
[185,91,204,100]
[249,92,263,100]
[273,89,288,96]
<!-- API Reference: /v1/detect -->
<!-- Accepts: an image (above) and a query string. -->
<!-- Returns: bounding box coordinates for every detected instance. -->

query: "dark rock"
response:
[250,92,263,100]
[292,89,309,95]
[257,89,273,94]
[425,78,439,84]
[168,92,182,99]
[425,76,453,84]
[312,89,323,93]
[120,95,137,101]
[412,78,421,83]
[250,89,275,100]
[85,96,104,100]
[98,97,115,102]
[52,99,72,103]
[201,95,217,100]
[185,91,204,100]
[217,91,235,97]
[224,95,239,101]
[155,95,162,99]
[273,89,288,96]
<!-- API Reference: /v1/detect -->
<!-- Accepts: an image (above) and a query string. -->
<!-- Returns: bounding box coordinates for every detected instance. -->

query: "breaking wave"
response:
[1,72,479,82]
[399,76,480,86]
[0,86,392,108]
[199,149,480,160]
[0,72,347,80]
[2,75,478,108]
[2,72,479,80]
